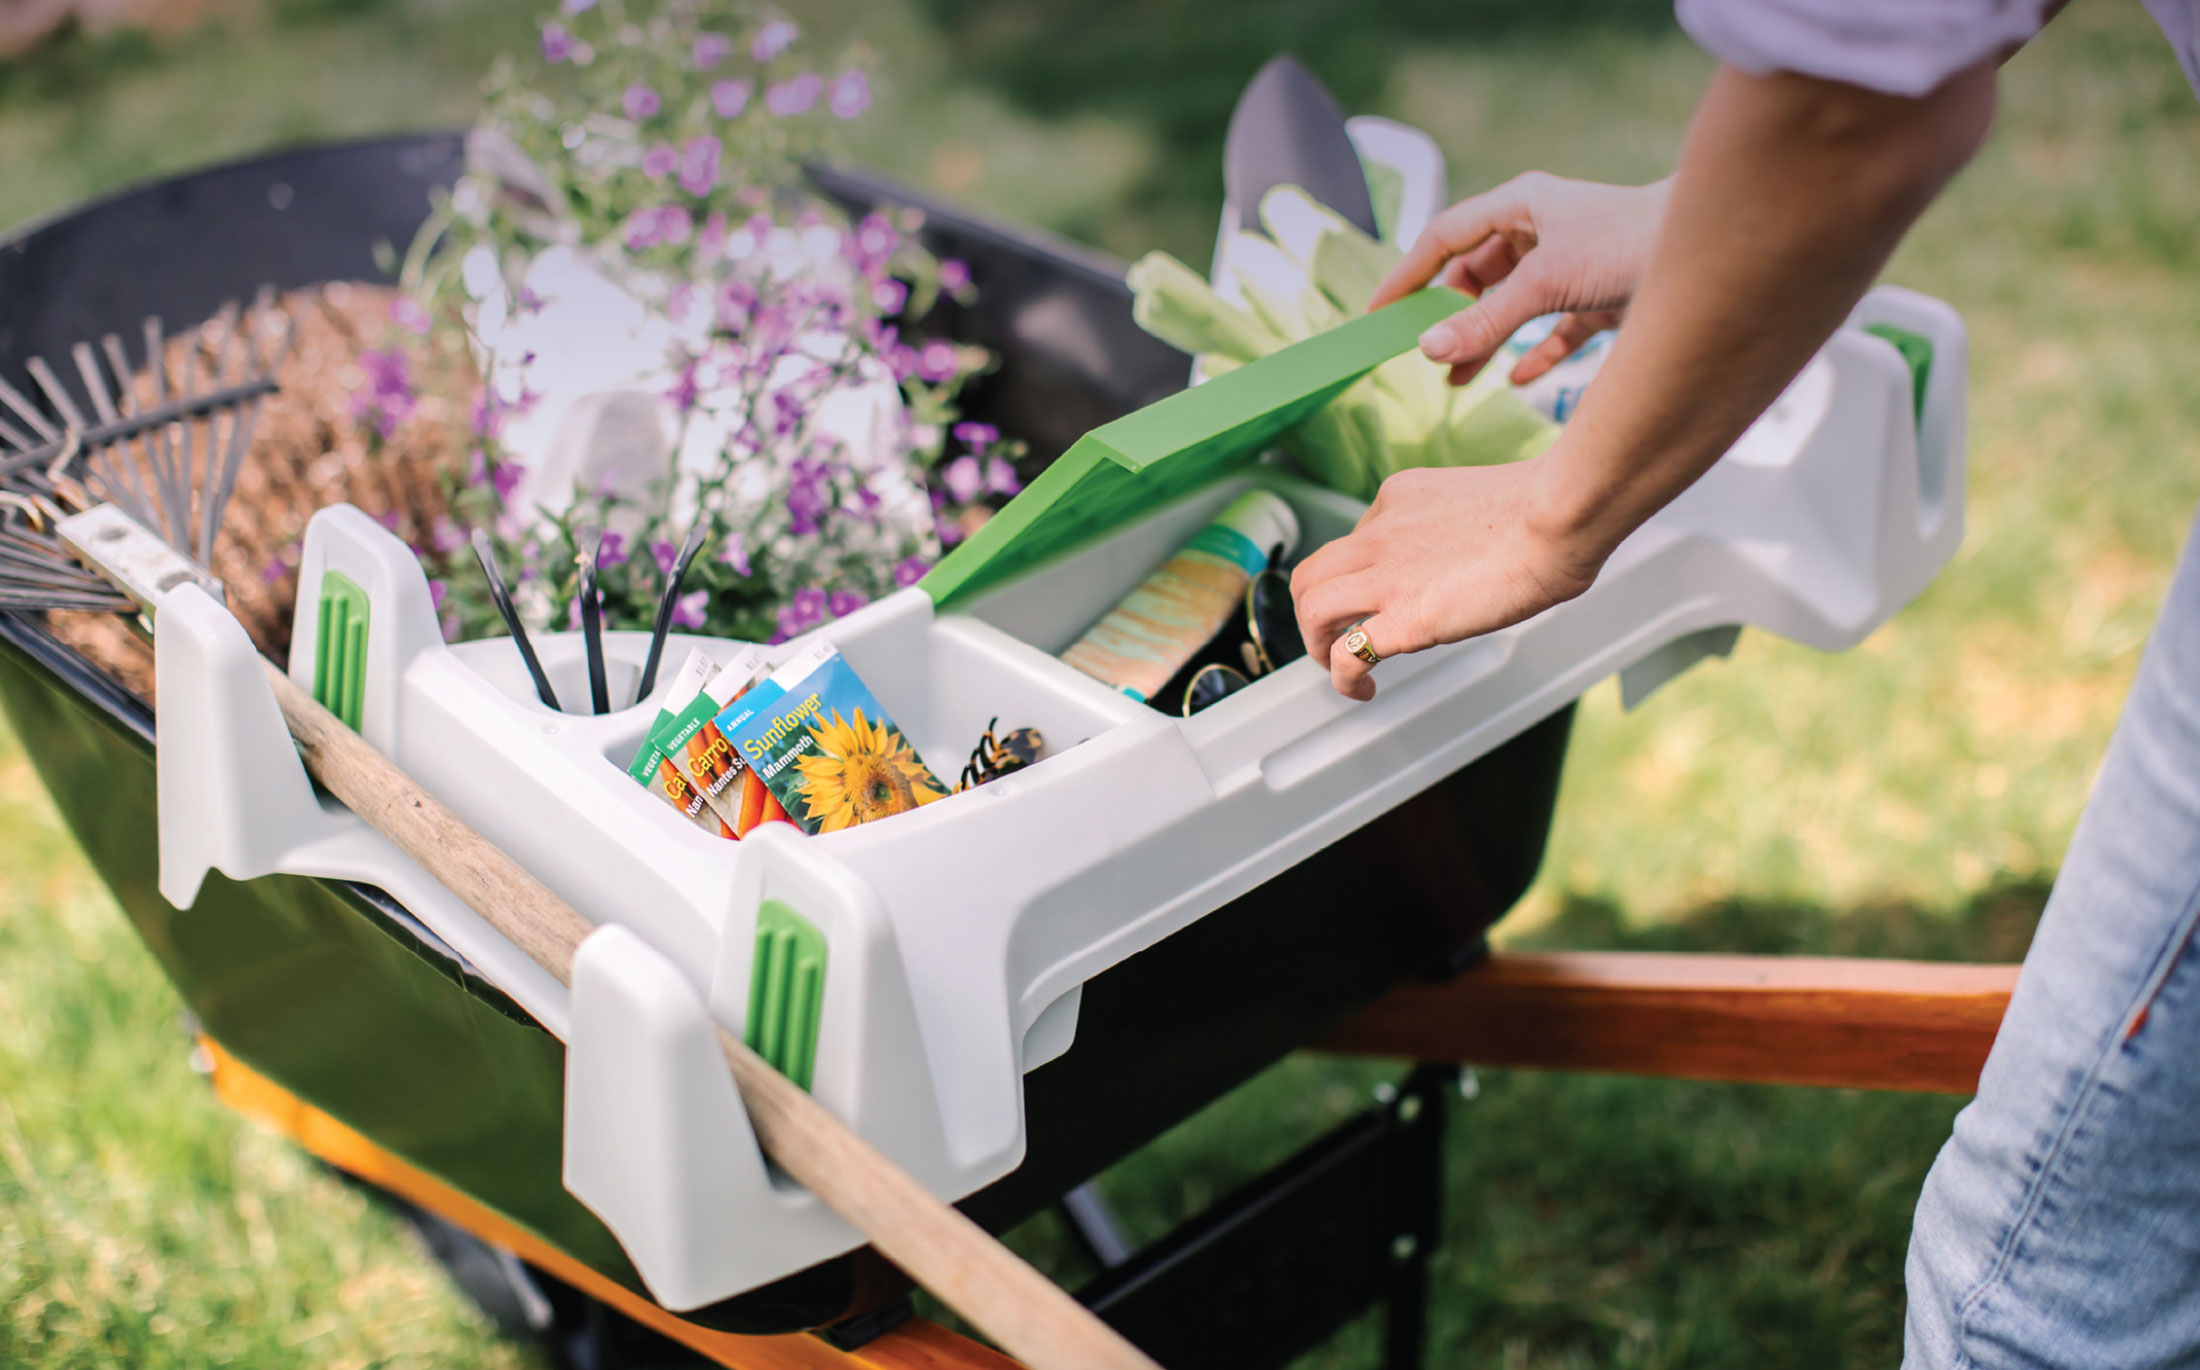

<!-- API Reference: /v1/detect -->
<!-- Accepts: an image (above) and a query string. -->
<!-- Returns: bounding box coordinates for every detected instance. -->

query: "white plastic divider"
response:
[150,283,1965,1311]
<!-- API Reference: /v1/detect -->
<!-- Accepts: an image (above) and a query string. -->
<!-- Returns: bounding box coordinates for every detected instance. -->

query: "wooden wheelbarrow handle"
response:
[1320,949,2019,1094]
[268,657,1157,1370]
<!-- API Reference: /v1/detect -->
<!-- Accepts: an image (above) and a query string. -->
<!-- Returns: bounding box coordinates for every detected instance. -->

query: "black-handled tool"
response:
[469,527,562,711]
[575,523,610,715]
[634,517,710,705]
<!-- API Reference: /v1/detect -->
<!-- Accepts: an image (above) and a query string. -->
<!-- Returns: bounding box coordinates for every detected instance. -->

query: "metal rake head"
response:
[0,288,294,590]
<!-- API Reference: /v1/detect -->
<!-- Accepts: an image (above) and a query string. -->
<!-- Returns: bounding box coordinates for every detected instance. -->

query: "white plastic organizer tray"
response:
[149,281,1964,1311]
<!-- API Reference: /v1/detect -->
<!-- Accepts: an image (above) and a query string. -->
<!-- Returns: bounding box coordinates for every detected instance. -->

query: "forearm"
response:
[1527,60,1998,557]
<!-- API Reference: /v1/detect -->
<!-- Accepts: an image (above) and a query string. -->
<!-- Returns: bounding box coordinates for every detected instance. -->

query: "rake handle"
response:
[260,657,1156,1370]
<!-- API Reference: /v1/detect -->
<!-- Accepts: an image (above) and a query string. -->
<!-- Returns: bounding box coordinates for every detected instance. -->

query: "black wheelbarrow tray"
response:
[0,134,1969,1366]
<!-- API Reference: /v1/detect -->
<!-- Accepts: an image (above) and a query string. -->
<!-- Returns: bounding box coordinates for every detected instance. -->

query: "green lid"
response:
[919,286,1470,608]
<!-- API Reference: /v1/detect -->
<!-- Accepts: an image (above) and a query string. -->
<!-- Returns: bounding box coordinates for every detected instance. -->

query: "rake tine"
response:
[0,412,36,454]
[200,358,261,566]
[73,341,120,425]
[0,588,133,612]
[173,331,202,552]
[137,317,187,549]
[0,374,59,443]
[0,550,116,592]
[98,333,173,548]
[26,357,87,432]
[197,286,276,564]
[60,343,162,537]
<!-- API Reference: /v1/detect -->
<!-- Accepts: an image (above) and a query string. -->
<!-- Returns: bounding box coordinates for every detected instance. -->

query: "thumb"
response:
[1416,268,1552,374]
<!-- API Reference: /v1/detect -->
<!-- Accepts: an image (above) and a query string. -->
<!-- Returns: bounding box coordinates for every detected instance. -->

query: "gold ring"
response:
[1343,626,1381,667]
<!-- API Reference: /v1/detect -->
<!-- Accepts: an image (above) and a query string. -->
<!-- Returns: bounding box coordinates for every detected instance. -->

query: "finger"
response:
[1328,613,1396,702]
[1290,532,1377,597]
[1294,569,1382,670]
[1366,183,1534,311]
[1418,265,1558,378]
[1507,311,1609,385]
[1440,237,1521,299]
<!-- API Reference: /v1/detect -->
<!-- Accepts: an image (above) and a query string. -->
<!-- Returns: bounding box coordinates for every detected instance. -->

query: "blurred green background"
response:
[2,1,2195,1367]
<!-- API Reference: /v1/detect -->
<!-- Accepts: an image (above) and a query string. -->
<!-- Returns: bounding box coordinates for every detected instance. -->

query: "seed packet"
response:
[650,644,791,839]
[718,642,949,833]
[625,648,735,839]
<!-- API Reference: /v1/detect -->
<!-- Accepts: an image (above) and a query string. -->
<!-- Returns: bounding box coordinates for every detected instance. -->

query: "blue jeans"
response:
[1906,514,2200,1368]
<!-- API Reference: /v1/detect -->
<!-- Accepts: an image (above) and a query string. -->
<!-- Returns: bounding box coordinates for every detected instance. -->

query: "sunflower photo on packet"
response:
[718,641,949,833]
[625,648,736,839]
[651,643,794,840]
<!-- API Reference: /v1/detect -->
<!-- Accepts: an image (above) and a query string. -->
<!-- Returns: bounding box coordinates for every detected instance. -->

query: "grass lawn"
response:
[2,1,2196,1366]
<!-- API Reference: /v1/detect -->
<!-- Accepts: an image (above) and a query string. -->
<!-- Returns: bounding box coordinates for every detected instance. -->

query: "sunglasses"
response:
[1179,547,1308,717]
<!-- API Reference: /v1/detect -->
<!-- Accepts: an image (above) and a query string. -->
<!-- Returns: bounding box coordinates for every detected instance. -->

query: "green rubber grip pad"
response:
[1864,323,1934,428]
[746,900,827,1092]
[313,569,370,732]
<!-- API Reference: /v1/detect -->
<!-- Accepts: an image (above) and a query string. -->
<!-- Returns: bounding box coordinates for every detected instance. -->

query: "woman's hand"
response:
[1369,173,1670,387]
[1292,456,1609,701]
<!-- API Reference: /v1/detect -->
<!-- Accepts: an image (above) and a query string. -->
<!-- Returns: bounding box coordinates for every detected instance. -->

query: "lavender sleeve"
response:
[1674,0,2054,96]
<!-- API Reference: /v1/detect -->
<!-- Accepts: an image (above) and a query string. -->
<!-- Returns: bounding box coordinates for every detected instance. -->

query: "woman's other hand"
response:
[1368,174,1670,386]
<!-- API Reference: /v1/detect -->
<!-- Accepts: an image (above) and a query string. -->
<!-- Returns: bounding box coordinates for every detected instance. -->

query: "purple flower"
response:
[514,284,546,314]
[985,455,1022,497]
[872,278,908,314]
[430,518,465,554]
[562,0,595,12]
[623,83,662,121]
[625,204,692,249]
[352,347,416,439]
[598,531,628,567]
[939,258,971,292]
[942,455,984,504]
[916,338,959,383]
[718,533,752,577]
[828,588,869,619]
[261,554,291,586]
[776,585,828,641]
[717,279,759,331]
[786,464,831,535]
[752,19,798,62]
[666,359,700,412]
[893,556,931,588]
[692,30,732,70]
[885,342,919,383]
[428,579,449,611]
[830,70,871,119]
[952,420,997,450]
[642,143,678,179]
[671,589,710,630]
[679,136,721,196]
[700,211,727,255]
[390,295,431,334]
[711,78,752,118]
[846,212,898,275]
[765,73,820,116]
[936,515,966,547]
[651,540,679,575]
[493,462,525,500]
[771,389,805,437]
[541,21,573,62]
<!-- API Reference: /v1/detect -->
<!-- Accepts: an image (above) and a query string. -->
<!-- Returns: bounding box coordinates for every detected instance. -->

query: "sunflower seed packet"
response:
[626,648,735,839]
[718,641,949,833]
